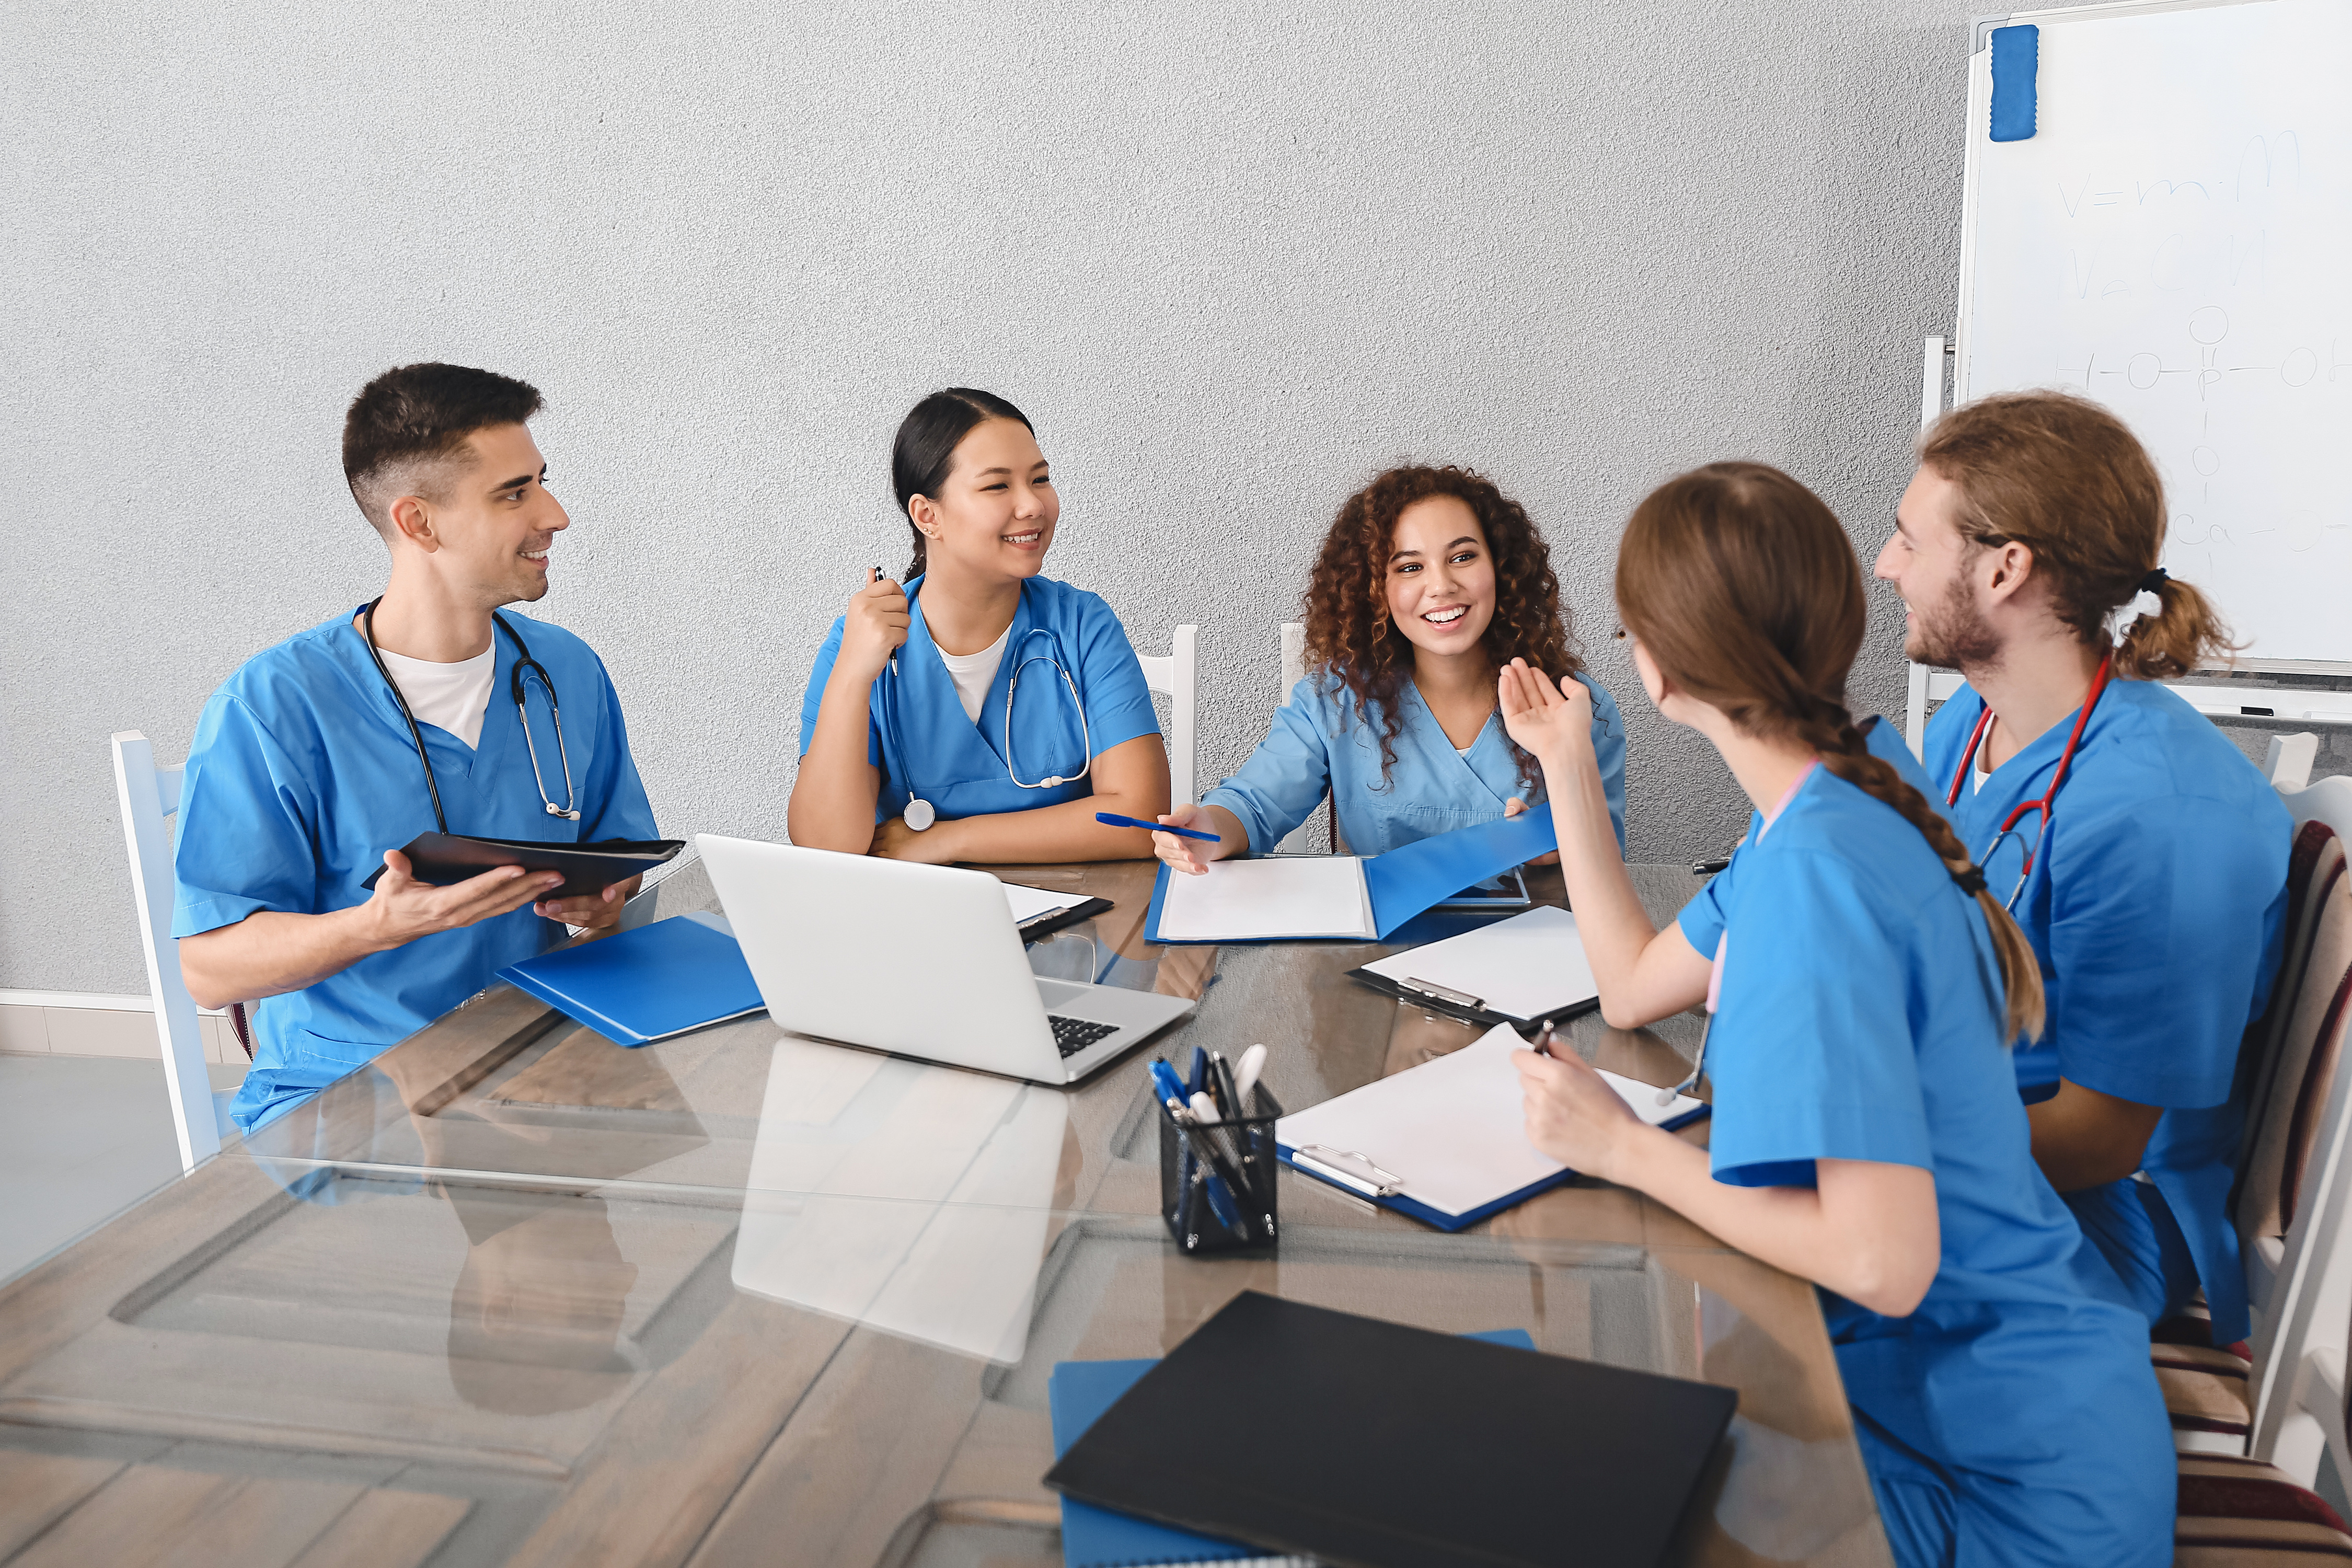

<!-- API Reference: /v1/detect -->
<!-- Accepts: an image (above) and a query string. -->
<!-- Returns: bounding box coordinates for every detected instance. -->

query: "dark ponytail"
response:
[1617,462,2046,1045]
[891,388,1035,580]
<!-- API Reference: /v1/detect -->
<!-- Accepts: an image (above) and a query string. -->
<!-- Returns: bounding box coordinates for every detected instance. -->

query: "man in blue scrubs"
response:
[1876,389,2290,1347]
[176,364,658,1133]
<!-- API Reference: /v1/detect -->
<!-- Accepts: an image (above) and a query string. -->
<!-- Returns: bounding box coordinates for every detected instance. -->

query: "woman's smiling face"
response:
[1383,494,1497,659]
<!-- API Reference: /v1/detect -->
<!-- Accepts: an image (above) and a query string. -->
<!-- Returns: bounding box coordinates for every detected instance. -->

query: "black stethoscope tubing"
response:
[360,597,581,833]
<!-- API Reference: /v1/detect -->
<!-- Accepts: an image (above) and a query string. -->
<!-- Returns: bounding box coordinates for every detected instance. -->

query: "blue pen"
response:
[1149,1059,1242,1230]
[1098,811,1219,843]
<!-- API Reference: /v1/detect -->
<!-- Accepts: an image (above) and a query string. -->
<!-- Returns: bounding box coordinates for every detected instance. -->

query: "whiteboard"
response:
[1955,0,2352,667]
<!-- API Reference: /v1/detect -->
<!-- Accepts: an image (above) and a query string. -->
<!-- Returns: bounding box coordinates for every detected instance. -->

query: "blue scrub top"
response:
[799,575,1161,825]
[1666,715,1919,960]
[1201,671,1627,858]
[174,609,657,1134]
[1681,766,2172,1566]
[1924,678,2290,1345]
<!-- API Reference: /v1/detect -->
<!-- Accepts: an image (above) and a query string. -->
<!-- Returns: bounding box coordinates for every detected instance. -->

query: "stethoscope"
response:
[886,609,1093,832]
[1944,650,2115,912]
[361,597,580,830]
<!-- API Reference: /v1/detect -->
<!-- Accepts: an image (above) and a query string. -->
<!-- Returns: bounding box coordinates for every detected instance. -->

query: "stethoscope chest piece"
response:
[904,799,937,832]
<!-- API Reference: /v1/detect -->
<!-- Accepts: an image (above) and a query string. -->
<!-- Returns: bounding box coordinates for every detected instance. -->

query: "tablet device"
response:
[362,832,686,900]
[1431,867,1530,910]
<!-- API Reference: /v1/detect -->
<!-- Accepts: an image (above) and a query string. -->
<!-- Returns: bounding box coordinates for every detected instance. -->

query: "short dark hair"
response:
[890,388,1034,579]
[342,363,544,532]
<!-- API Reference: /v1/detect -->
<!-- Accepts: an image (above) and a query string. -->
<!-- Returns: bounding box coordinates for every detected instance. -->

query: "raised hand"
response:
[1152,803,1232,876]
[836,568,912,684]
[1497,659,1596,769]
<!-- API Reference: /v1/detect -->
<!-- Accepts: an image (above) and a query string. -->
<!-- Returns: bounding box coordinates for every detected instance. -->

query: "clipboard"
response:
[1275,1023,1708,1233]
[363,831,685,900]
[1344,906,1604,1028]
[1013,896,1113,944]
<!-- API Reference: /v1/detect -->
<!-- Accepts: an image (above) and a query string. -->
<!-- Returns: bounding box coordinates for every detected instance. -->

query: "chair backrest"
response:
[2241,777,2352,1254]
[1134,625,1198,806]
[111,731,223,1172]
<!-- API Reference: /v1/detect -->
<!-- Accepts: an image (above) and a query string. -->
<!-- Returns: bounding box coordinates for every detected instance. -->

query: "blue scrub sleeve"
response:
[1202,683,1338,856]
[1073,596,1160,757]
[577,652,659,843]
[2047,794,2281,1108]
[1707,848,1935,1187]
[1583,676,1629,852]
[172,695,323,936]
[798,617,883,766]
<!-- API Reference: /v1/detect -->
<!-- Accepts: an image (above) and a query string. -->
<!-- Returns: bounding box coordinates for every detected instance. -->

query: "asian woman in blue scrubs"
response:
[790,389,1169,862]
[175,364,658,1134]
[1509,463,2171,1567]
[1883,391,2291,1353]
[1152,465,1623,874]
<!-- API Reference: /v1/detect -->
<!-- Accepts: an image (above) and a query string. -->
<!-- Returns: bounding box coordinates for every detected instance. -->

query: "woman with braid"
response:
[1152,464,1625,874]
[1505,463,2170,1567]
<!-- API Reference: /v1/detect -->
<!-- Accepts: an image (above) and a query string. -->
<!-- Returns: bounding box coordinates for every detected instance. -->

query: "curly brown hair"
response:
[1301,464,1583,780]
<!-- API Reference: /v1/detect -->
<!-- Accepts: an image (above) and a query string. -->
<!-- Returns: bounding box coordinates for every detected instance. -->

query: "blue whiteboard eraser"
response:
[1989,24,2038,142]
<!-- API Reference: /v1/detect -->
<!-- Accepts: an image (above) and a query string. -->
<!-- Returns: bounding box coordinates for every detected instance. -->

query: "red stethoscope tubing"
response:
[1945,652,2115,887]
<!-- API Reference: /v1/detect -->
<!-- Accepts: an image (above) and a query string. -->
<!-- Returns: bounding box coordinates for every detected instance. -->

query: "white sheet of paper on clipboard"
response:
[1356,905,1600,1024]
[1276,1023,1705,1228]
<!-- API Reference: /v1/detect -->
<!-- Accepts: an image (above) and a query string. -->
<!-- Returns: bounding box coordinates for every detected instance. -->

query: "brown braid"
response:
[1616,462,2047,1044]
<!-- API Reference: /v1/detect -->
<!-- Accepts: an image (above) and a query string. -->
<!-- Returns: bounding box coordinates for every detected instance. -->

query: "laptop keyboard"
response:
[1049,1014,1121,1058]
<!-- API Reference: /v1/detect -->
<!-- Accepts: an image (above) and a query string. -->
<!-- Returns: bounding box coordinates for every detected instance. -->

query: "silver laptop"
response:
[695,834,1194,1084]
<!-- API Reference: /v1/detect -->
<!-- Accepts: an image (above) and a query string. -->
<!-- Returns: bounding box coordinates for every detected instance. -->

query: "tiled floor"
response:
[0,1053,248,1287]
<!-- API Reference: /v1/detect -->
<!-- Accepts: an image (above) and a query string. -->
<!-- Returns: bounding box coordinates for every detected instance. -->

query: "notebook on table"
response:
[1044,1293,1737,1568]
[497,910,763,1046]
[1144,807,1558,944]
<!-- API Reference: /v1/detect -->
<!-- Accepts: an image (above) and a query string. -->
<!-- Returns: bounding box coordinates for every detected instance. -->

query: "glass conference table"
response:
[0,857,1889,1568]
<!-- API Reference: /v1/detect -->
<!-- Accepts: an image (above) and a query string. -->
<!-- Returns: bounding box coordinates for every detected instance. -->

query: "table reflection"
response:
[731,1039,1076,1364]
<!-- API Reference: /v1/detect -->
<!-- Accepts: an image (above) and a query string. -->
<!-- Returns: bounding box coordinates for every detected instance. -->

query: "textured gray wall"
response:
[3,1,1969,995]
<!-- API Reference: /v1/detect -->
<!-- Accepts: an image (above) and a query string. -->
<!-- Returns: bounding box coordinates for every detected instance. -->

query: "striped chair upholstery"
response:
[2157,821,2350,1450]
[2176,1451,2352,1561]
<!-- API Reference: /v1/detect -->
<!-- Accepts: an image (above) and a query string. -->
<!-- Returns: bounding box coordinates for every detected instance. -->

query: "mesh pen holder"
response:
[1159,1087,1282,1255]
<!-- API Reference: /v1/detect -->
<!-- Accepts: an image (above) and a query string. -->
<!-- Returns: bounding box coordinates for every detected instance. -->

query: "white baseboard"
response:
[0,992,241,1065]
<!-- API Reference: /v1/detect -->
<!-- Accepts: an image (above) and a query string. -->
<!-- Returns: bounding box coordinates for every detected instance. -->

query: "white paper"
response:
[1357,905,1599,1022]
[1276,1023,1704,1218]
[999,880,1084,926]
[1154,856,1374,942]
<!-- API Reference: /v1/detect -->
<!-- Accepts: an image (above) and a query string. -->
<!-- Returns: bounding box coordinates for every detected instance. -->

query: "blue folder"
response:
[1144,805,1559,945]
[1048,1329,1536,1568]
[496,910,766,1047]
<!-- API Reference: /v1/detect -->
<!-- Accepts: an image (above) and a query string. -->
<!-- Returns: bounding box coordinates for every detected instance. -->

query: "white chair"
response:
[1273,622,1329,856]
[1136,625,1198,807]
[111,731,236,1172]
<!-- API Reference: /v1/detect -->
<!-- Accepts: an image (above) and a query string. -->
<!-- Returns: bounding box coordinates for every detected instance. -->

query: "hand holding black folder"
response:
[361,832,685,901]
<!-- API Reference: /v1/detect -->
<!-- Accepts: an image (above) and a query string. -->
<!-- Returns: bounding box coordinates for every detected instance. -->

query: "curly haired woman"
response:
[1154,465,1624,872]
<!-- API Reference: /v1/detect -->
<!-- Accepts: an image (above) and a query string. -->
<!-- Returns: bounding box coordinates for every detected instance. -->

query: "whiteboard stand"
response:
[1904,335,1961,757]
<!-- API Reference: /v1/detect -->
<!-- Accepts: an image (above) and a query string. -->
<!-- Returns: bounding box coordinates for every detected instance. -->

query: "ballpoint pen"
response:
[1098,811,1220,842]
[1149,1059,1243,1229]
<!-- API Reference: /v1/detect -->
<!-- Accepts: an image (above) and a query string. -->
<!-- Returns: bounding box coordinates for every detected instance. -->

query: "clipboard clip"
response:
[1293,1144,1405,1198]
[1399,977,1483,1011]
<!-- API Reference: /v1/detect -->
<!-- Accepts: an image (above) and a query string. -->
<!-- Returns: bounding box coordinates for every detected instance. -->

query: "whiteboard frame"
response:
[1950,0,2343,676]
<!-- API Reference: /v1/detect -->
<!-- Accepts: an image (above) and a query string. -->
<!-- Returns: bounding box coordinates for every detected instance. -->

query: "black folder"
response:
[1043,1292,1737,1568]
[362,832,685,900]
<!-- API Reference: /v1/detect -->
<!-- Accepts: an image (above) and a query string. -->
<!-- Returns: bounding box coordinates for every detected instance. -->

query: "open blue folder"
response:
[496,910,765,1046]
[1144,805,1558,945]
[1048,1329,1535,1568]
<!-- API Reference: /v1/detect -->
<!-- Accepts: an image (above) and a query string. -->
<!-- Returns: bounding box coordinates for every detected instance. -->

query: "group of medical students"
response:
[170,361,2289,1567]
